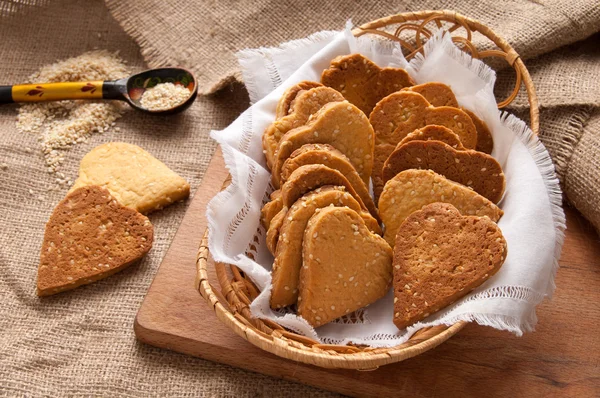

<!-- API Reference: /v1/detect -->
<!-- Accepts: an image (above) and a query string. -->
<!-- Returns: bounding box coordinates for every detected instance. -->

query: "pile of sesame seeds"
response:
[16,50,130,186]
[139,82,191,111]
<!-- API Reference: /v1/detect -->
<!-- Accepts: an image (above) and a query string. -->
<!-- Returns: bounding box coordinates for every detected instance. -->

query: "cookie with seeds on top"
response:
[263,86,344,169]
[281,164,381,230]
[272,101,374,189]
[379,169,503,247]
[280,143,378,220]
[321,53,414,116]
[260,189,282,230]
[369,91,477,199]
[270,186,378,308]
[403,82,494,154]
[37,186,153,296]
[275,81,323,119]
[392,203,507,329]
[382,140,505,203]
[397,125,465,150]
[298,206,392,327]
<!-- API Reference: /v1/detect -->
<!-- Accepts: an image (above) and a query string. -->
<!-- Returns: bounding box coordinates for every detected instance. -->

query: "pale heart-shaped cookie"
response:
[321,53,414,116]
[379,170,503,247]
[71,142,189,213]
[37,186,153,296]
[397,125,465,150]
[403,83,494,154]
[298,207,393,327]
[280,143,377,220]
[270,186,379,308]
[382,140,505,203]
[370,91,477,198]
[272,101,374,188]
[281,164,381,227]
[276,81,323,119]
[263,86,344,169]
[392,203,507,329]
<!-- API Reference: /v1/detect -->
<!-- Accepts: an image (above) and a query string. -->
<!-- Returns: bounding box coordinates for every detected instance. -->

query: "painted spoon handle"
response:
[0,80,127,104]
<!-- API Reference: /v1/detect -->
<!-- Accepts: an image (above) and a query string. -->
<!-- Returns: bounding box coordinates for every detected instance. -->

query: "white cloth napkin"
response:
[206,26,566,347]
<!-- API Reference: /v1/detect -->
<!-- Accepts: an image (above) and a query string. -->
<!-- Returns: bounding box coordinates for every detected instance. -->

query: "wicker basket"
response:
[196,10,539,370]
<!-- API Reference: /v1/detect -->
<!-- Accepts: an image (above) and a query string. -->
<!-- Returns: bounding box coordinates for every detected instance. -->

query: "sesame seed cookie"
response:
[270,186,378,308]
[263,86,344,169]
[272,101,374,188]
[382,140,505,203]
[260,189,282,230]
[403,83,494,154]
[37,186,153,296]
[379,170,503,247]
[275,81,323,119]
[397,125,466,150]
[280,143,378,221]
[369,91,477,199]
[321,53,414,116]
[298,206,393,327]
[392,203,507,329]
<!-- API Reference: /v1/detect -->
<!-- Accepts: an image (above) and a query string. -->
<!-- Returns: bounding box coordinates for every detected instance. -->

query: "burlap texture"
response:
[1,0,599,396]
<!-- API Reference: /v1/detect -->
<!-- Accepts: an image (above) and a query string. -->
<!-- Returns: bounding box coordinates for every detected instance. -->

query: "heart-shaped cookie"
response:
[298,206,393,326]
[403,83,494,154]
[270,186,379,308]
[393,203,507,329]
[321,53,414,116]
[37,186,154,296]
[281,164,381,226]
[71,142,189,214]
[382,140,505,203]
[276,81,323,119]
[369,91,477,198]
[281,143,377,220]
[272,101,374,188]
[263,86,344,169]
[379,170,503,247]
[397,125,465,150]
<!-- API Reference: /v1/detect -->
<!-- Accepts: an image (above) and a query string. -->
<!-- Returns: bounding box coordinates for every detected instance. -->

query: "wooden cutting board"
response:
[135,147,600,397]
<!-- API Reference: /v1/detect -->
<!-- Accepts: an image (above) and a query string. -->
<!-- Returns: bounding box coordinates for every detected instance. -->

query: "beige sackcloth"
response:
[0,0,598,395]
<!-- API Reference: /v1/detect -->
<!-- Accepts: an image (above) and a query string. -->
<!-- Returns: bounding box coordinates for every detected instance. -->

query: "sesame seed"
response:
[330,305,335,310]
[349,276,355,282]
[140,82,192,111]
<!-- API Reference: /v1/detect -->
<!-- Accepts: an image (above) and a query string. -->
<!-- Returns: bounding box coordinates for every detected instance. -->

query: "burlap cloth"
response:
[0,0,598,396]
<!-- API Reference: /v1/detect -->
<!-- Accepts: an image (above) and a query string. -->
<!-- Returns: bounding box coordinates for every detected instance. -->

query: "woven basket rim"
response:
[196,9,539,370]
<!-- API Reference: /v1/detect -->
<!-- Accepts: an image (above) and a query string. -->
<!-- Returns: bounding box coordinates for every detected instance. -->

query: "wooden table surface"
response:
[135,148,600,397]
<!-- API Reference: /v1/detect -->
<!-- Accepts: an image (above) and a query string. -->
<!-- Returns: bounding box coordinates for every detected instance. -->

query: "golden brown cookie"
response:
[281,164,381,231]
[280,143,378,220]
[276,81,323,119]
[270,186,378,308]
[321,53,414,116]
[263,86,344,169]
[379,170,503,247]
[260,190,282,230]
[266,205,287,255]
[398,125,465,150]
[272,101,374,188]
[37,186,153,296]
[370,91,477,198]
[71,142,189,214]
[392,203,507,329]
[403,82,459,107]
[403,83,494,153]
[382,140,505,203]
[298,206,393,326]
[464,109,494,154]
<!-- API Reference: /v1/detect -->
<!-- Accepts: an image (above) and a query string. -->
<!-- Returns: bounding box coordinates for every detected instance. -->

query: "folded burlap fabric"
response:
[105,0,600,232]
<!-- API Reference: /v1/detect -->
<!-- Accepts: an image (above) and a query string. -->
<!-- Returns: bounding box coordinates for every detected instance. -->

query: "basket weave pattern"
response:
[196,10,539,370]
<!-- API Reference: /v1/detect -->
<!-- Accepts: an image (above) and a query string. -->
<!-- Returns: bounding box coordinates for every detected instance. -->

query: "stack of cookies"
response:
[261,53,508,330]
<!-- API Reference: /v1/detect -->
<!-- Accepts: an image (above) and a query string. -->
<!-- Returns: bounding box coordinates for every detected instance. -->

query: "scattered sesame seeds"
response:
[16,50,129,180]
[140,82,192,111]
